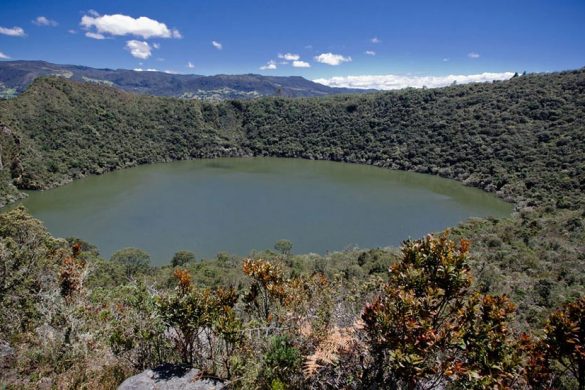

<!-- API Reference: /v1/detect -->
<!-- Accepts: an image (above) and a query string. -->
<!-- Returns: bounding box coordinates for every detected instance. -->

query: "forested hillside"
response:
[0,69,583,209]
[1,69,585,388]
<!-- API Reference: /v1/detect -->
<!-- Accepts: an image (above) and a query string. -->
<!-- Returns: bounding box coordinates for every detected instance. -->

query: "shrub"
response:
[110,247,151,279]
[262,335,302,388]
[274,240,293,256]
[360,234,523,388]
[530,296,585,389]
[108,283,171,370]
[243,259,286,321]
[171,250,196,267]
[155,269,241,376]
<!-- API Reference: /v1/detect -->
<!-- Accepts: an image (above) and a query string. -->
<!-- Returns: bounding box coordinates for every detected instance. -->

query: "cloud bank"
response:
[314,72,515,90]
[0,51,10,59]
[212,40,223,50]
[81,12,181,39]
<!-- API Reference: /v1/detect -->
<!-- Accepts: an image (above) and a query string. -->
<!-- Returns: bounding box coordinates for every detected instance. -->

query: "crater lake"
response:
[14,158,513,264]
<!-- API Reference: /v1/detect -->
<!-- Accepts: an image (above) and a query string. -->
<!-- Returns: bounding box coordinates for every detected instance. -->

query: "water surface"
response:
[15,158,512,264]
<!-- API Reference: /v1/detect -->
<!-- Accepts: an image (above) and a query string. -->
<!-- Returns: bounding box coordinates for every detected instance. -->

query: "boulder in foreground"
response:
[118,364,224,390]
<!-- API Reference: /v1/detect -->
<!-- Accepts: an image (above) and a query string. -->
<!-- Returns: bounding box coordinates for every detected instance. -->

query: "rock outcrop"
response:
[0,339,15,368]
[118,364,224,390]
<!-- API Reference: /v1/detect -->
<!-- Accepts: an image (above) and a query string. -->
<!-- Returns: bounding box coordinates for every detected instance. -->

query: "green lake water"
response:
[14,158,513,264]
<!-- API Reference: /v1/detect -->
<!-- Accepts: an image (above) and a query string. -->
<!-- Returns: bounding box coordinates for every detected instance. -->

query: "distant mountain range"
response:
[0,60,369,100]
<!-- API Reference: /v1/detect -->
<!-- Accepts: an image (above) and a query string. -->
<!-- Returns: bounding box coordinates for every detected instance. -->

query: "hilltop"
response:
[0,60,369,100]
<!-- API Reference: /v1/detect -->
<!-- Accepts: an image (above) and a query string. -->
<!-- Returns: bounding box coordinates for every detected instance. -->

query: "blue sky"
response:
[0,0,584,88]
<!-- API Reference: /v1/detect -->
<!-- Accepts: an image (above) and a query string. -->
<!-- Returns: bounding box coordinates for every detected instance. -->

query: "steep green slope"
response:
[0,78,247,194]
[239,71,585,208]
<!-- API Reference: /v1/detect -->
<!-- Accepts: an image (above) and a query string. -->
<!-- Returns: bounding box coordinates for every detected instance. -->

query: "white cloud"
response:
[68,29,77,34]
[0,51,10,59]
[371,37,381,43]
[313,72,515,90]
[187,61,195,69]
[314,52,352,66]
[278,53,300,61]
[133,68,159,72]
[33,16,58,27]
[126,40,153,59]
[292,60,310,68]
[468,52,480,59]
[80,12,181,39]
[442,58,449,62]
[152,42,160,49]
[260,60,277,70]
[212,40,223,50]
[365,50,376,56]
[85,31,105,40]
[0,26,25,37]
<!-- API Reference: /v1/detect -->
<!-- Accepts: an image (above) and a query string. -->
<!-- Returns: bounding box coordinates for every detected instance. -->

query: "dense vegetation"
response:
[0,69,583,208]
[0,69,584,388]
[1,209,584,388]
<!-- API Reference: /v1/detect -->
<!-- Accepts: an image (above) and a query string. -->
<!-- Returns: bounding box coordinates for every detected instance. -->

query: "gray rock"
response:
[37,377,53,390]
[35,324,63,345]
[0,339,15,368]
[118,364,224,390]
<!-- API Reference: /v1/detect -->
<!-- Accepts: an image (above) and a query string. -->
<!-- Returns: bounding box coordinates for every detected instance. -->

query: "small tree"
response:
[156,269,241,375]
[171,250,195,267]
[156,269,210,365]
[60,242,86,298]
[242,259,286,322]
[108,282,171,370]
[110,247,151,279]
[274,240,293,256]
